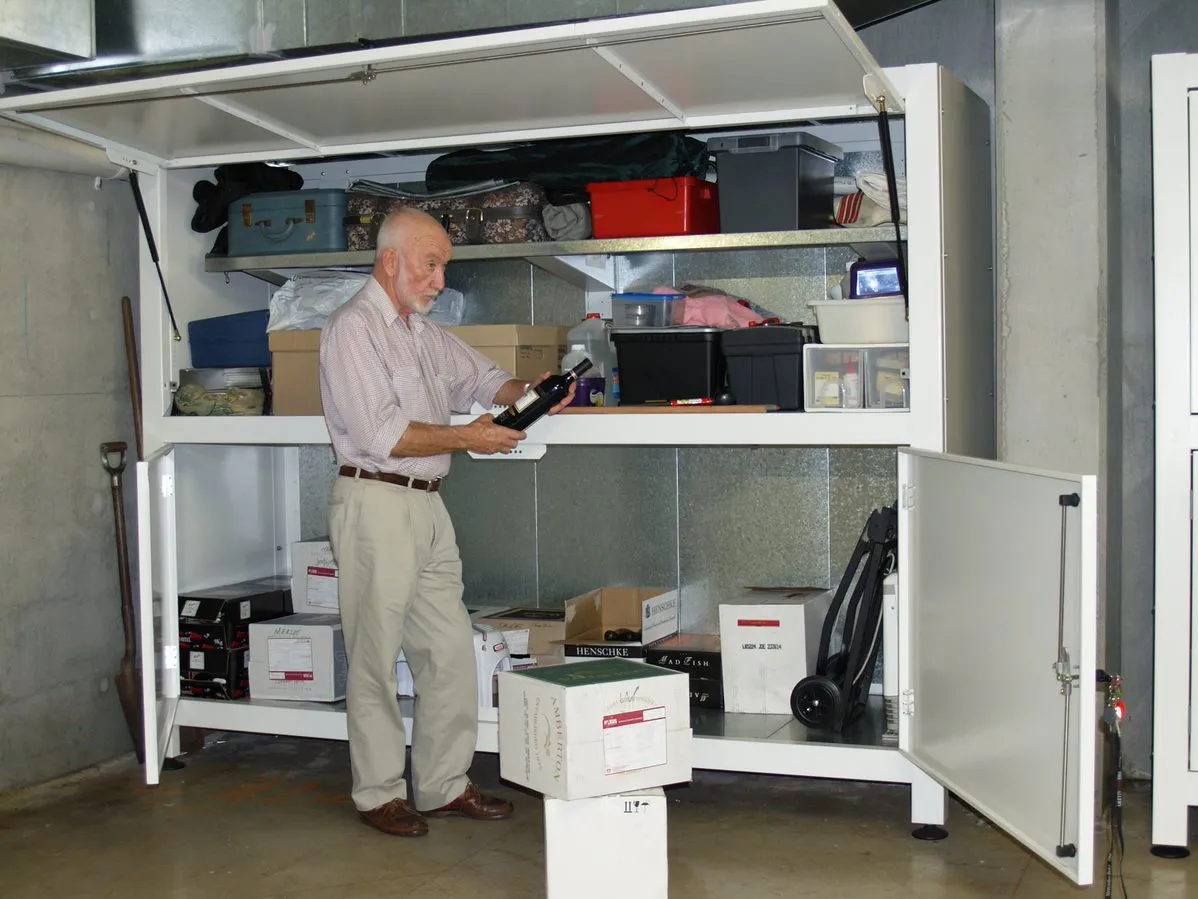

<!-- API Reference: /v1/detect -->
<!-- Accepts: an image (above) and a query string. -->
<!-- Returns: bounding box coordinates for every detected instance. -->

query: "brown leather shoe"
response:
[359,798,428,837]
[422,784,513,821]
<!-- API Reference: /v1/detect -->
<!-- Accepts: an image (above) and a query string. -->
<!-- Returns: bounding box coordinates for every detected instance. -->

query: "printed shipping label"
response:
[268,637,314,681]
[240,600,251,620]
[189,651,204,670]
[307,566,339,610]
[181,600,200,617]
[602,706,667,775]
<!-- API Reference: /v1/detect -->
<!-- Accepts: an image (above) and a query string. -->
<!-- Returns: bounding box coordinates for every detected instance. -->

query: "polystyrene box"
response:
[803,345,864,410]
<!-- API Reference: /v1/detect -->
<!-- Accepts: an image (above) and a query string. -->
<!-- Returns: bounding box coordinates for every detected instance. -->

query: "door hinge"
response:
[900,688,916,716]
[160,473,174,498]
[901,484,916,509]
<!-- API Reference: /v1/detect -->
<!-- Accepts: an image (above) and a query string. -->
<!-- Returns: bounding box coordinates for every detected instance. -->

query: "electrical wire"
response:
[1102,697,1128,898]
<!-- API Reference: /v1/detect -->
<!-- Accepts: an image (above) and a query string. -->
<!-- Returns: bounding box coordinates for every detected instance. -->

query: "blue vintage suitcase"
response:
[188,309,271,368]
[227,189,348,256]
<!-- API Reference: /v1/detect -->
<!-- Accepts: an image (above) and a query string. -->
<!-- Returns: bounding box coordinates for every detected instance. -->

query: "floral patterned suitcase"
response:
[345,181,550,248]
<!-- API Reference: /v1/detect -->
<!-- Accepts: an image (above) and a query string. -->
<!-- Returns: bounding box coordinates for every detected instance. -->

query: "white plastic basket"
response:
[809,297,909,344]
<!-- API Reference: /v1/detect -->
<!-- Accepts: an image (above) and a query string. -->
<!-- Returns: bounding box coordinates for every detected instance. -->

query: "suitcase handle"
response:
[254,218,302,242]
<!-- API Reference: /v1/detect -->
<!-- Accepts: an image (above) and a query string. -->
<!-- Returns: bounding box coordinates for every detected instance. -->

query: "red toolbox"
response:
[587,176,720,238]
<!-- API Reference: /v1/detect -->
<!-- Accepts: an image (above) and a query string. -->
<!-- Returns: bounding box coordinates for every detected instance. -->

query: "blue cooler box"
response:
[227,189,348,256]
[189,309,271,368]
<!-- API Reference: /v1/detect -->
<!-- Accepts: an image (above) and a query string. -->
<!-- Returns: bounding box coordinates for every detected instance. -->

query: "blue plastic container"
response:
[188,309,271,368]
[227,189,348,256]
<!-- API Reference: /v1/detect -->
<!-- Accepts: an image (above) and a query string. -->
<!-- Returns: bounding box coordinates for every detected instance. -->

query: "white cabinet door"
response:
[136,444,180,784]
[897,450,1098,886]
[1190,92,1198,413]
[1191,453,1198,772]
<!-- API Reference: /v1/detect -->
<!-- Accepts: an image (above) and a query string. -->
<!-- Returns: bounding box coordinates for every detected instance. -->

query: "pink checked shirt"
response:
[319,278,512,480]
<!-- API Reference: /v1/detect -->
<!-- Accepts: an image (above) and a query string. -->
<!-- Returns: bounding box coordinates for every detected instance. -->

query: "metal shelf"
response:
[203,225,907,286]
[172,695,914,785]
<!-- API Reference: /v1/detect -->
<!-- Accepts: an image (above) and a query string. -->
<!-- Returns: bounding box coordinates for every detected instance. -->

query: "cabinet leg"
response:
[1150,783,1191,857]
[162,725,186,772]
[910,768,948,840]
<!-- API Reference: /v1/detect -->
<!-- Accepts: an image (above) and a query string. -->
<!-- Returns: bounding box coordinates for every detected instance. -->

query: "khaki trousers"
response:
[328,476,478,812]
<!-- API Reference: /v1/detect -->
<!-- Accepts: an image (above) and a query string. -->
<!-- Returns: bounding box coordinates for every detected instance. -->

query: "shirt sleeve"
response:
[319,315,411,461]
[439,330,516,412]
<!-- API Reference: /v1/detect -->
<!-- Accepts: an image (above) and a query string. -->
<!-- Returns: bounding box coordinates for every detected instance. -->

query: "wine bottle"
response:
[493,358,593,430]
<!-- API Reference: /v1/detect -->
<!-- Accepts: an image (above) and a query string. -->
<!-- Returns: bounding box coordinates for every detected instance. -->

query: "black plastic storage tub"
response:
[612,327,725,404]
[720,324,815,410]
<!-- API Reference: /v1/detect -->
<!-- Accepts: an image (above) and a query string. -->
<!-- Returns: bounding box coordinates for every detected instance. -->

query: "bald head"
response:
[374,207,447,261]
[371,207,453,319]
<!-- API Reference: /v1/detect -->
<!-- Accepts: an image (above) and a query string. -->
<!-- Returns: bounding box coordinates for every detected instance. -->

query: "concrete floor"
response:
[0,734,1195,898]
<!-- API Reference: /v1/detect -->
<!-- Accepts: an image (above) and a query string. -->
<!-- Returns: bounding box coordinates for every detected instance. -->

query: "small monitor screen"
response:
[854,263,901,298]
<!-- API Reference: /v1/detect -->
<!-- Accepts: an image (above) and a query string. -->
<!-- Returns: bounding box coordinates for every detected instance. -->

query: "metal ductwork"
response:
[0,0,95,67]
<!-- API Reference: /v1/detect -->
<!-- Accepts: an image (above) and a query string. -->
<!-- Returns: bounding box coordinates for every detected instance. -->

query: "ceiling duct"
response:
[0,0,95,68]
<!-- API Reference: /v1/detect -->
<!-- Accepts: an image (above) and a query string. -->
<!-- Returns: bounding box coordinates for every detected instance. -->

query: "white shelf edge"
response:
[174,696,919,784]
[155,411,912,448]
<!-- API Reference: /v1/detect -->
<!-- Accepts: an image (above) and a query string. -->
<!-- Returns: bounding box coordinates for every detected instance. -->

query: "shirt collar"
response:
[364,276,426,332]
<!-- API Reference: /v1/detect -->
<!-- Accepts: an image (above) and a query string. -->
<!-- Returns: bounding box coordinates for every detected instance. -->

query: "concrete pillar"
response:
[994,0,1117,678]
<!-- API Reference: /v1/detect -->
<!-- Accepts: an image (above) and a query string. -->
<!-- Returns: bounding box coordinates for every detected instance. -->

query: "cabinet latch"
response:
[900,688,916,716]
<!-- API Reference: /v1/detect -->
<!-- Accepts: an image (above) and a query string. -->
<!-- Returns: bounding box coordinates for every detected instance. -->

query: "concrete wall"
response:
[0,168,140,791]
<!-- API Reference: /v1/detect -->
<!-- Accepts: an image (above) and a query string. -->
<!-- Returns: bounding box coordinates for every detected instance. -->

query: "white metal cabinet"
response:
[1150,52,1198,858]
[898,451,1098,882]
[0,0,1102,885]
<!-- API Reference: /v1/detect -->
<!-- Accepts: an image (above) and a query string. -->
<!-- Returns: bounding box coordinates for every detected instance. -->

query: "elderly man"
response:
[319,208,573,837]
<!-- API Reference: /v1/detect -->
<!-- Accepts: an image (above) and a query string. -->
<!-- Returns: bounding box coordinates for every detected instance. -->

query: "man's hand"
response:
[530,371,576,415]
[460,414,526,454]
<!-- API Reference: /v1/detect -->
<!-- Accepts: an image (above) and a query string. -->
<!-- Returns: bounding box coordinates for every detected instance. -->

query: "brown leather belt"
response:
[339,465,441,492]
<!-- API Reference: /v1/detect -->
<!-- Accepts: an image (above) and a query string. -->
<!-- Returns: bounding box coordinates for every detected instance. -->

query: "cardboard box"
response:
[291,538,339,614]
[560,588,680,661]
[445,325,569,382]
[474,607,566,658]
[248,613,348,702]
[268,329,322,416]
[545,788,667,899]
[718,590,833,714]
[178,579,291,651]
[497,658,691,800]
[181,647,249,700]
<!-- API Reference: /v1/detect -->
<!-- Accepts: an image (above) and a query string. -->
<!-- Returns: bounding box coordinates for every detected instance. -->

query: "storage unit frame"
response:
[0,1,1102,885]
[1150,51,1198,858]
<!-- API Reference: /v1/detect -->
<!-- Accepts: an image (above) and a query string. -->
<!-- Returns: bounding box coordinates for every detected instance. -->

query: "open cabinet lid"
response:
[0,0,899,169]
[896,450,1098,886]
[136,444,181,784]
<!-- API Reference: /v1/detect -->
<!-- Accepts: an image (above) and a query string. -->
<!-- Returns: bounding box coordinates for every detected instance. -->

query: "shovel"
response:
[101,441,143,762]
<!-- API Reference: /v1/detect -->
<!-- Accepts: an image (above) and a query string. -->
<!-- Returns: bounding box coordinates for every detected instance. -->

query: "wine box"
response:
[557,587,680,661]
[497,658,692,800]
[544,788,668,899]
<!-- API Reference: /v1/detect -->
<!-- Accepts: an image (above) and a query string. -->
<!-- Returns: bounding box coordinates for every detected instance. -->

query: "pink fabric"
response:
[676,296,767,329]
